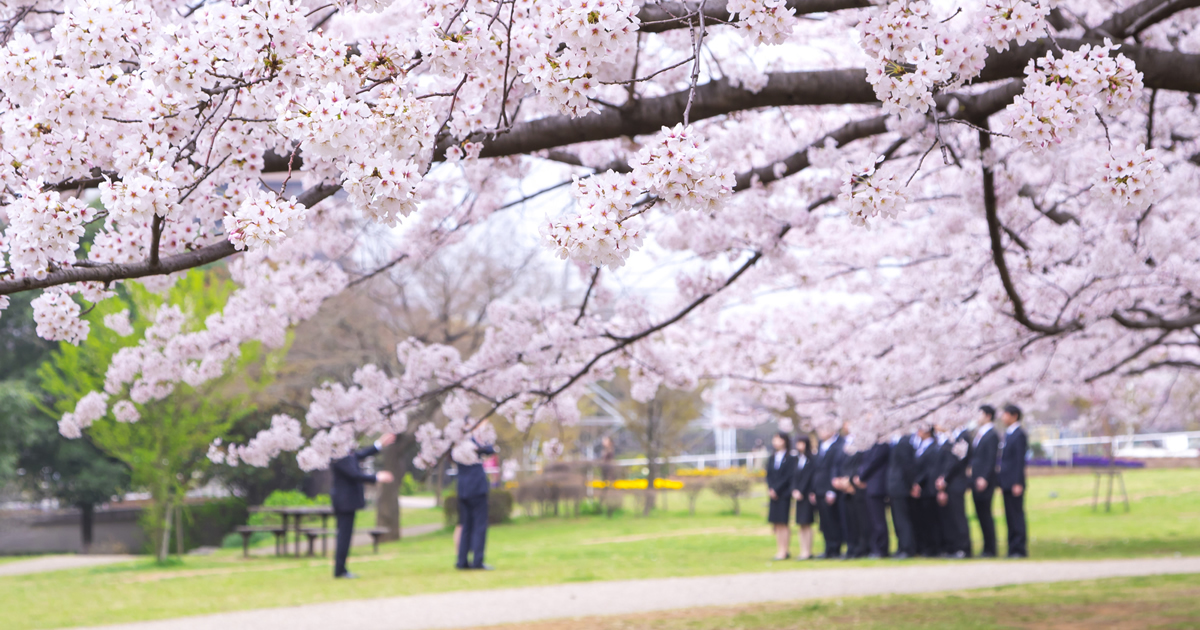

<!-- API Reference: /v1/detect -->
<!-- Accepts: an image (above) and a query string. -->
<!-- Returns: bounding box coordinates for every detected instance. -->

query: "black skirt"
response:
[795,498,815,525]
[768,496,791,524]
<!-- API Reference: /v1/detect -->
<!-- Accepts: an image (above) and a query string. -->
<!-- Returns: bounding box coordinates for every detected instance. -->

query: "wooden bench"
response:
[366,527,390,553]
[299,528,333,557]
[235,525,287,557]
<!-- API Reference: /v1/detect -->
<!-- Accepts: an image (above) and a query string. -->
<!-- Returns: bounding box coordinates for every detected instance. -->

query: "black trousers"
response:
[1002,488,1027,556]
[840,493,862,557]
[457,494,489,568]
[888,494,915,556]
[973,486,998,556]
[937,489,971,555]
[817,494,844,557]
[912,496,942,557]
[334,511,356,577]
[865,495,889,556]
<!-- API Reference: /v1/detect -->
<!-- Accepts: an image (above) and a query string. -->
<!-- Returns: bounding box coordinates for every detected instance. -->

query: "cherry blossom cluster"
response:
[31,288,90,344]
[103,310,135,337]
[214,414,306,467]
[2,184,97,281]
[518,0,640,116]
[727,0,797,46]
[858,1,988,115]
[51,0,157,71]
[1006,43,1143,150]
[1093,144,1166,211]
[58,391,110,440]
[838,154,909,228]
[980,0,1049,52]
[635,125,736,212]
[223,190,307,251]
[541,171,646,269]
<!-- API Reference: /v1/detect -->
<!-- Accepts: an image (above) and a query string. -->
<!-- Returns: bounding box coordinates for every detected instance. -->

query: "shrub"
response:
[182,497,249,550]
[709,475,752,515]
[248,490,330,527]
[400,472,419,496]
[683,478,709,515]
[442,489,514,526]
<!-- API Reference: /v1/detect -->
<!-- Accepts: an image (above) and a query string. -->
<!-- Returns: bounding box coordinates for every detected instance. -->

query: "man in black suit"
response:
[911,425,941,557]
[999,404,1029,558]
[885,431,918,559]
[936,423,972,558]
[813,426,846,559]
[970,405,1001,557]
[456,423,498,570]
[331,434,395,579]
[836,428,866,558]
[855,437,891,558]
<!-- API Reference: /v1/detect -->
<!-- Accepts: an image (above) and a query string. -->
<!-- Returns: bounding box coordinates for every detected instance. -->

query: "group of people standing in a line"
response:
[764,404,1029,561]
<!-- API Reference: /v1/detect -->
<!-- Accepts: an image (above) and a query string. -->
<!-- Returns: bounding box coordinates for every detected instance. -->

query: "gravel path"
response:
[0,554,136,577]
[80,556,1200,630]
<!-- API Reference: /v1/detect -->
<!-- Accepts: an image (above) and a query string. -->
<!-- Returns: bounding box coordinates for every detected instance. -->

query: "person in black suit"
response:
[885,431,918,559]
[999,404,1029,558]
[456,422,498,570]
[813,426,846,559]
[765,431,797,560]
[970,405,1001,557]
[790,434,817,560]
[935,423,972,558]
[911,426,941,557]
[855,436,891,558]
[330,434,395,579]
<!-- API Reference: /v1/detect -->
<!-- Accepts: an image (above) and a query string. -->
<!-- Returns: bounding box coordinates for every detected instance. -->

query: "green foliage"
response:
[0,290,55,383]
[442,489,514,526]
[35,270,288,561]
[400,472,420,496]
[180,497,248,550]
[247,490,330,527]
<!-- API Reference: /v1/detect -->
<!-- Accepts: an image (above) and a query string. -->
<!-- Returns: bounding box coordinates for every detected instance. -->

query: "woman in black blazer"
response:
[790,433,817,560]
[765,431,797,560]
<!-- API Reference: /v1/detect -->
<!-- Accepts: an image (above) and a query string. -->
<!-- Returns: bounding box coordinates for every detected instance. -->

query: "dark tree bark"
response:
[79,503,94,554]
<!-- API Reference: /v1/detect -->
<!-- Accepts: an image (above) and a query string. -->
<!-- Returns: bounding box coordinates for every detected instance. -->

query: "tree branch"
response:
[0,183,341,296]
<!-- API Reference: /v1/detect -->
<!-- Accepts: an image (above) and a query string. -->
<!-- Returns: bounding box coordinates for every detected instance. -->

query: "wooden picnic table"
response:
[249,505,335,557]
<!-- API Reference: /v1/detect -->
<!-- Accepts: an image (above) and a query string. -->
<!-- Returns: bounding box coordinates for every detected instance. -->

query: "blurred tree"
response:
[38,271,285,561]
[611,371,705,515]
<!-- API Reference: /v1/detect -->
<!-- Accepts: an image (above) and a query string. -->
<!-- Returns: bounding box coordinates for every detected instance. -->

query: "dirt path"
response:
[80,556,1200,630]
[0,554,136,577]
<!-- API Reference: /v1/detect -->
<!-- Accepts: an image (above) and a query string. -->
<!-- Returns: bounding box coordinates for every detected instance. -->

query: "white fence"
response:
[1041,430,1200,464]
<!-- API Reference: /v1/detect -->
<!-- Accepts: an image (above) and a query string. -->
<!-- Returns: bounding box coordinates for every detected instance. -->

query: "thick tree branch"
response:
[0,183,340,296]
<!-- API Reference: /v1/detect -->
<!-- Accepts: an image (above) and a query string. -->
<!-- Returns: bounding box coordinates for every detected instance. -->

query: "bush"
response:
[683,478,709,515]
[442,489,514,526]
[400,472,419,496]
[709,475,752,515]
[248,490,330,527]
[182,497,249,550]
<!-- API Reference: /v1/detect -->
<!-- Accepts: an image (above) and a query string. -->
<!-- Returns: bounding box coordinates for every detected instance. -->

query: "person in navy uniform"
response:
[790,434,817,560]
[936,422,973,558]
[765,431,797,560]
[854,435,891,558]
[456,421,498,570]
[911,425,942,557]
[330,434,395,579]
[813,425,846,559]
[970,405,1001,557]
[885,430,918,559]
[999,404,1029,558]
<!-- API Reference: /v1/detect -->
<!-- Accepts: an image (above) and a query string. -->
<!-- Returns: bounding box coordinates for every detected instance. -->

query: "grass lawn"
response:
[2,468,1199,629]
[480,572,1200,629]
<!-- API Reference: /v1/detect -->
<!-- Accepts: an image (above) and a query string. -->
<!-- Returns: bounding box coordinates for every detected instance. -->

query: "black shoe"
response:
[471,564,495,570]
[866,553,883,559]
[951,551,967,559]
[335,572,359,579]
[455,564,470,570]
[892,552,911,560]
